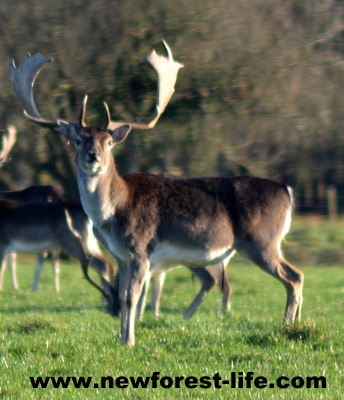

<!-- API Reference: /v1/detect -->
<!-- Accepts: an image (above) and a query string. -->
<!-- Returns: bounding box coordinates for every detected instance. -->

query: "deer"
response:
[1,184,230,319]
[0,184,65,291]
[0,184,65,203]
[0,185,113,296]
[11,41,304,346]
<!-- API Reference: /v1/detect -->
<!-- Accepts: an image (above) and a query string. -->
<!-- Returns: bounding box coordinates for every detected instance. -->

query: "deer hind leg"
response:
[183,267,217,320]
[136,270,151,320]
[207,263,232,313]
[243,244,304,324]
[280,259,304,322]
[31,252,45,291]
[150,272,166,317]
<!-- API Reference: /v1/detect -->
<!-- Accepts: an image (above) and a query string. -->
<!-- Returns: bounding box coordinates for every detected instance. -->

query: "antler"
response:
[0,125,17,167]
[11,41,183,132]
[10,54,63,129]
[106,40,184,130]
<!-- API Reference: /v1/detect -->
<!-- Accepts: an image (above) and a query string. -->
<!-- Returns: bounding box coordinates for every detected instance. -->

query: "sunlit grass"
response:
[0,217,343,399]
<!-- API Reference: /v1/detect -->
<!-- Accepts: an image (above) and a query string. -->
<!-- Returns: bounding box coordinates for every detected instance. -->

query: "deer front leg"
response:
[0,253,7,290]
[120,257,149,346]
[51,250,60,293]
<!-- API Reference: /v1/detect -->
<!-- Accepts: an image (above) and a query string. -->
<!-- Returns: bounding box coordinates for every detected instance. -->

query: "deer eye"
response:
[74,138,82,146]
[108,140,113,146]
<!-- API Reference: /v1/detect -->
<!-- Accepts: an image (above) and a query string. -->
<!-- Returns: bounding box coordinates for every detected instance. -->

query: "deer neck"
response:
[76,161,127,227]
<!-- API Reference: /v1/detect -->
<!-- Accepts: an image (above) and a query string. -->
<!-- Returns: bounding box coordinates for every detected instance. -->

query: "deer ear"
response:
[111,124,131,144]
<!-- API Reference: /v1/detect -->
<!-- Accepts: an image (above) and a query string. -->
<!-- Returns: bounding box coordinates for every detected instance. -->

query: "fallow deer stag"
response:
[11,41,304,346]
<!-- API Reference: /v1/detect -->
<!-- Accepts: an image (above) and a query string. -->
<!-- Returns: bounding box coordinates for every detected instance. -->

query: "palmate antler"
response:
[10,41,184,132]
[0,125,17,167]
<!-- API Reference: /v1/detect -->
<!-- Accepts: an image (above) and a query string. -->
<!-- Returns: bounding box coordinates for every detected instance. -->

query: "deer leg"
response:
[118,261,130,343]
[121,257,149,346]
[280,259,304,322]
[136,271,151,320]
[220,272,232,313]
[51,249,60,293]
[9,253,18,290]
[0,253,8,290]
[243,244,304,324]
[183,267,216,320]
[214,263,232,312]
[31,252,45,292]
[150,272,166,317]
[107,272,120,317]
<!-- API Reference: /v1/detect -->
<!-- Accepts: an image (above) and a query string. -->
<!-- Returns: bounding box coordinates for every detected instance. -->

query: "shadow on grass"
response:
[3,319,58,334]
[242,320,330,349]
[280,321,327,342]
[0,304,106,315]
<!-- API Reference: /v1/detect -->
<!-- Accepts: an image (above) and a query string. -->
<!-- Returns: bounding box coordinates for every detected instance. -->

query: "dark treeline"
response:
[0,0,344,213]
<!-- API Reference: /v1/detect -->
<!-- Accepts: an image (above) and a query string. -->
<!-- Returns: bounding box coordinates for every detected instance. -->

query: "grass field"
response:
[0,216,343,399]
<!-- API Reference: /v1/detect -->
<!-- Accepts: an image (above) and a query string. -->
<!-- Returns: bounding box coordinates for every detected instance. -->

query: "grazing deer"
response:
[0,186,112,295]
[11,41,304,346]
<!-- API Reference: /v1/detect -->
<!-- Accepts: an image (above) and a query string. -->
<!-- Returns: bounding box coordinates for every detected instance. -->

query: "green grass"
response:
[0,217,343,399]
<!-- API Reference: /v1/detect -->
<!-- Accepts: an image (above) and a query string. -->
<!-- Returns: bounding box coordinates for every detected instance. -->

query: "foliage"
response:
[0,0,344,210]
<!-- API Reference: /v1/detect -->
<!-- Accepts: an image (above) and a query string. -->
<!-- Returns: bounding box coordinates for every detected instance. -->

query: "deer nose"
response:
[86,151,99,162]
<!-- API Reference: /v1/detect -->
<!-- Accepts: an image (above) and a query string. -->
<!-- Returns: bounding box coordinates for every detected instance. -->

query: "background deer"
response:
[0,185,113,297]
[11,41,304,346]
[0,184,64,291]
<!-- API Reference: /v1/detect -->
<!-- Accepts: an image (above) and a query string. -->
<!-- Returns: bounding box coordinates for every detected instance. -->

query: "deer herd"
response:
[0,41,304,346]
